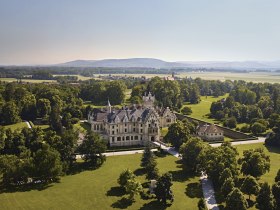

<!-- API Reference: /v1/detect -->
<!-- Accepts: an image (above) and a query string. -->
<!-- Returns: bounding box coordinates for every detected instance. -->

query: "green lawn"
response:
[234,143,280,186]
[215,143,280,210]
[0,154,202,210]
[3,122,28,131]
[74,122,91,134]
[182,94,228,124]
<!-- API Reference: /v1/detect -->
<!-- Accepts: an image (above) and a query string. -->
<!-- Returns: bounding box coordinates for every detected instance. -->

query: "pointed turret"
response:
[107,99,112,113]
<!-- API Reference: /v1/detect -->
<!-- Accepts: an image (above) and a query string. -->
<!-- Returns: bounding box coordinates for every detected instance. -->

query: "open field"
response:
[3,122,28,131]
[2,72,280,83]
[182,94,228,124]
[0,154,202,210]
[97,72,280,83]
[0,78,57,83]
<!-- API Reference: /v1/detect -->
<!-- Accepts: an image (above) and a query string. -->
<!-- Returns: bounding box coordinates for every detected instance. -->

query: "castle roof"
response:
[89,107,159,124]
[197,124,223,134]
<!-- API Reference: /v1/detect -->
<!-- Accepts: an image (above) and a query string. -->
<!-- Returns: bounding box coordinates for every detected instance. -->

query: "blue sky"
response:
[0,0,280,65]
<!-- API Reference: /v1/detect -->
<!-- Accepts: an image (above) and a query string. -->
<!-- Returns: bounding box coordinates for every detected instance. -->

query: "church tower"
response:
[142,92,155,108]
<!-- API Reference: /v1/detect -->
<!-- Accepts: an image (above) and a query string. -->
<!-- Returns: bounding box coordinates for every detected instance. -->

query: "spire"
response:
[107,99,111,113]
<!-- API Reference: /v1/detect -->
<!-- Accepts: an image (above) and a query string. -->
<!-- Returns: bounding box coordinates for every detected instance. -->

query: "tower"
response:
[107,99,112,113]
[142,92,155,108]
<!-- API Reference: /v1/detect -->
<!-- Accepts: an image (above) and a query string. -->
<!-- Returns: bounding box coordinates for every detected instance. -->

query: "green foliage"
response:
[181,106,192,115]
[240,176,260,200]
[223,116,237,129]
[239,148,270,178]
[164,121,191,149]
[272,181,280,209]
[251,122,267,135]
[276,169,280,182]
[197,198,207,210]
[221,177,235,197]
[2,101,21,125]
[78,131,107,168]
[256,182,275,210]
[118,169,136,188]
[219,168,233,185]
[125,179,143,201]
[180,137,207,173]
[225,188,248,210]
[33,144,63,182]
[154,173,174,205]
[200,141,239,185]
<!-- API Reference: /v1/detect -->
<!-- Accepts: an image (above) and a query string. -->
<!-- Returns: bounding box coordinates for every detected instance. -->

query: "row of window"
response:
[111,135,142,142]
[111,128,143,134]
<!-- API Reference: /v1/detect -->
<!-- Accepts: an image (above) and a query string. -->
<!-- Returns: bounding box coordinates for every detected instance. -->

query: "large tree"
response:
[78,131,107,168]
[241,176,260,201]
[154,173,174,205]
[239,148,270,178]
[272,181,280,210]
[225,188,248,210]
[256,182,275,210]
[180,137,208,173]
[2,101,21,125]
[164,121,190,149]
[33,144,63,182]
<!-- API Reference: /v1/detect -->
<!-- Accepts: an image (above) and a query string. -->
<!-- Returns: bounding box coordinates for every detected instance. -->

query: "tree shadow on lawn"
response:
[106,186,126,197]
[134,168,146,176]
[67,161,101,175]
[265,145,280,154]
[185,182,203,198]
[169,169,195,182]
[139,200,171,210]
[0,182,53,194]
[111,197,133,209]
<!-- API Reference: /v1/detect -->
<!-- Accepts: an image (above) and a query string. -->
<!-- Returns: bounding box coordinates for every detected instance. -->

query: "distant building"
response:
[88,92,176,147]
[197,124,224,141]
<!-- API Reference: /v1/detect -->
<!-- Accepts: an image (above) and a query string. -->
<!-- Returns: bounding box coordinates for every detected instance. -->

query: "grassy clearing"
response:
[3,122,28,131]
[182,94,228,124]
[73,122,91,134]
[0,154,202,210]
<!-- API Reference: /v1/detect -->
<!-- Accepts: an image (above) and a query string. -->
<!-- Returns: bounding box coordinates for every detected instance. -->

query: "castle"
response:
[88,92,176,146]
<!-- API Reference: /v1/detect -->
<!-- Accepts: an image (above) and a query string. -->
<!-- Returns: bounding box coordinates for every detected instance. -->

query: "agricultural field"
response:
[97,72,280,83]
[0,78,57,83]
[0,154,202,210]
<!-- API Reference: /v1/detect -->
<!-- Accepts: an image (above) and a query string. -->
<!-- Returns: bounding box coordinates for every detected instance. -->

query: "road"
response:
[209,137,265,147]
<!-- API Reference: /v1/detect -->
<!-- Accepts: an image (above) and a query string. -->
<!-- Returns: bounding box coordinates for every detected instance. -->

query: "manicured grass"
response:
[234,143,280,186]
[74,122,91,134]
[0,154,202,210]
[3,122,28,131]
[182,94,228,124]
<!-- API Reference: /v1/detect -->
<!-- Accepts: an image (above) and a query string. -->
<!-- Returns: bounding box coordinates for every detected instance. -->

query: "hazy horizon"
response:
[1,0,280,65]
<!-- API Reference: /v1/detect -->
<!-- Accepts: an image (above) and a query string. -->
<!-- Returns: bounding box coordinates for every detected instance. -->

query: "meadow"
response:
[0,154,202,210]
[182,94,228,124]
